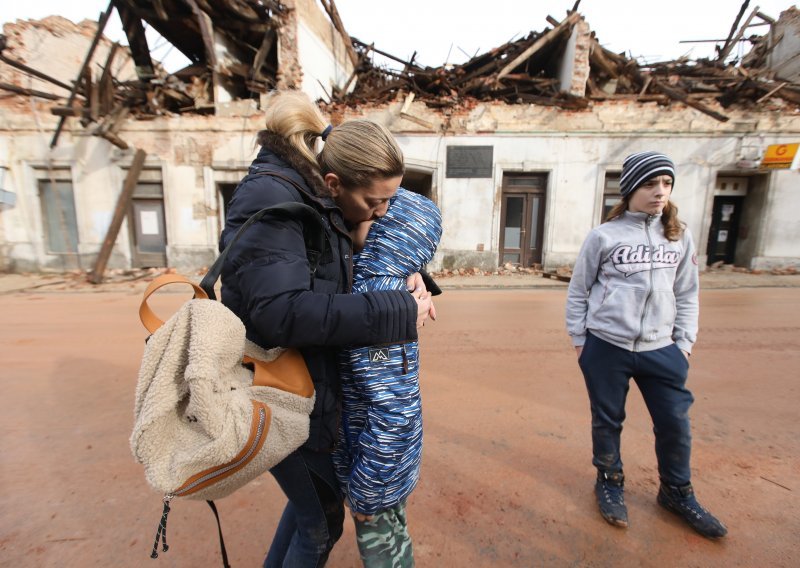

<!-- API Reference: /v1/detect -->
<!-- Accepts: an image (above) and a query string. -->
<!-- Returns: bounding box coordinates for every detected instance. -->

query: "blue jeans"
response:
[579,332,694,486]
[264,448,344,568]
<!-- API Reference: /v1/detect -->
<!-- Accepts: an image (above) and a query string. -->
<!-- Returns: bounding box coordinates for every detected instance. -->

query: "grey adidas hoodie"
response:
[565,210,699,353]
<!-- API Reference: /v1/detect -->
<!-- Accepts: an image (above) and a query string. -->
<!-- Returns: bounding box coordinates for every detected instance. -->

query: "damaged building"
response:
[1,1,799,278]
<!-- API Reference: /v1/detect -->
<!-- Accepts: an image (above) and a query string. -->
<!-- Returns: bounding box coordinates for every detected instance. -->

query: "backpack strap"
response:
[200,200,327,301]
[206,501,231,568]
[149,499,231,567]
[138,201,326,332]
[139,274,208,334]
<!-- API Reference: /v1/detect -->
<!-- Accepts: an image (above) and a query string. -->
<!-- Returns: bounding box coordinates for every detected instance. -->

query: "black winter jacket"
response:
[219,132,418,451]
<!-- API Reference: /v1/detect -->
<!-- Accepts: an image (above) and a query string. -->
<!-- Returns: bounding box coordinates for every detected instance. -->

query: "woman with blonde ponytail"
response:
[219,90,433,567]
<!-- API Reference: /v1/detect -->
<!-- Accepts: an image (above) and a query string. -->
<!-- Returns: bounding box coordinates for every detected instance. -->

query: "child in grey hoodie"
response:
[566,151,727,539]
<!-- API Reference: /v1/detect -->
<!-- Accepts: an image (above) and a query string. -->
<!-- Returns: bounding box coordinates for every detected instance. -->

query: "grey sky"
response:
[1,1,795,69]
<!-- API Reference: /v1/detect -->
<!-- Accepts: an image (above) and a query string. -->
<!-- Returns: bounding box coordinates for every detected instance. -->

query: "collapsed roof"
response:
[1,0,799,150]
[325,5,800,122]
[1,0,294,148]
[111,0,288,96]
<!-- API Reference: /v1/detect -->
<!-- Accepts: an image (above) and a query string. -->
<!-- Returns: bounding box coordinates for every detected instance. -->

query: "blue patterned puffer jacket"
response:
[333,187,443,515]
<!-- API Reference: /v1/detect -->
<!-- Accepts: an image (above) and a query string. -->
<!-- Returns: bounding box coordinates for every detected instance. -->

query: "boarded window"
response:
[38,177,79,254]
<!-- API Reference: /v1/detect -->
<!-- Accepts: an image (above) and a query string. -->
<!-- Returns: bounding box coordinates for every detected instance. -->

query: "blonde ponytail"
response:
[259,91,404,190]
[261,91,328,166]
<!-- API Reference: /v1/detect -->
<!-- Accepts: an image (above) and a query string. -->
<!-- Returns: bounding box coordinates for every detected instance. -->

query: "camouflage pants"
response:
[354,501,414,568]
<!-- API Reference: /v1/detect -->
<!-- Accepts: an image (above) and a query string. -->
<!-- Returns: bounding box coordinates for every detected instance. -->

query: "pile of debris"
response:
[325,3,800,123]
[0,266,181,294]
[432,264,543,278]
[2,0,799,148]
[0,0,291,149]
[331,12,589,112]
[706,261,799,275]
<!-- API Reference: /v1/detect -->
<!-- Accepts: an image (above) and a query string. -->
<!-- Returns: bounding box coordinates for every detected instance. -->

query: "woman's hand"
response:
[575,346,583,359]
[411,288,433,329]
[407,272,437,321]
[406,272,426,293]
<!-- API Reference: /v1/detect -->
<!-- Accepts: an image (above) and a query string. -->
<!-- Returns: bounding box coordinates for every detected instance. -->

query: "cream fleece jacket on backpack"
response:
[131,297,315,502]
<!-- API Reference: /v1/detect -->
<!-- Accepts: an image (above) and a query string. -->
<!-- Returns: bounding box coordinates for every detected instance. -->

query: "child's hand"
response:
[353,512,374,522]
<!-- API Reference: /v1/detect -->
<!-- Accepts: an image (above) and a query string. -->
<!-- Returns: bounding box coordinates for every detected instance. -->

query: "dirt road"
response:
[1,286,798,567]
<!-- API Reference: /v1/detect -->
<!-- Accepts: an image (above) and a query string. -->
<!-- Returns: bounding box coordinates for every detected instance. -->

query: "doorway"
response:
[499,174,547,267]
[707,196,744,265]
[401,169,433,200]
[129,181,167,267]
[218,182,238,230]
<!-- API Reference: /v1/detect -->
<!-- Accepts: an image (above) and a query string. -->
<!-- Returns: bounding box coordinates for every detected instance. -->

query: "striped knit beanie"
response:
[619,151,675,197]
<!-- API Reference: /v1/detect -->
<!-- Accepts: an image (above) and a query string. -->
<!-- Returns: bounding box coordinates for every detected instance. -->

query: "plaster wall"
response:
[768,8,800,82]
[759,169,800,259]
[291,0,355,101]
[0,17,136,98]
[734,174,770,267]
[296,19,352,102]
[2,99,800,273]
[0,113,265,271]
[393,130,800,271]
[558,19,591,96]
[344,99,800,271]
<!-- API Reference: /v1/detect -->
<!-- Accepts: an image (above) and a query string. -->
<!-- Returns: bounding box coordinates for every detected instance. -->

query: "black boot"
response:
[658,482,727,538]
[595,470,628,528]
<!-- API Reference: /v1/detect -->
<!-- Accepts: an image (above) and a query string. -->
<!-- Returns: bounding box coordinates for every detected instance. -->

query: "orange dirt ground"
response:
[1,286,798,567]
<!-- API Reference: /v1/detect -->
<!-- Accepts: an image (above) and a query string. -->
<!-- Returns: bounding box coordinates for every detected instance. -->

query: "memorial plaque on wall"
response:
[446,146,493,178]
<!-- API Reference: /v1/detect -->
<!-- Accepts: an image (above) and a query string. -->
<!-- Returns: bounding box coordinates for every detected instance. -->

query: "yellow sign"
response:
[760,143,800,169]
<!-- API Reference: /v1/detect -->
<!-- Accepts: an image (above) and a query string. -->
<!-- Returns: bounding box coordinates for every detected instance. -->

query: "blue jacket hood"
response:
[355,188,443,279]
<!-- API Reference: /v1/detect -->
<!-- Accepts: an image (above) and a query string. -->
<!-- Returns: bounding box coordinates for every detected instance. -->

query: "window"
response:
[38,174,79,253]
[400,169,434,199]
[602,172,621,222]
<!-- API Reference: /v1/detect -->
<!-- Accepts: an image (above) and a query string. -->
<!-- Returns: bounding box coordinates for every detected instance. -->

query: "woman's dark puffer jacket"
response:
[219,132,418,451]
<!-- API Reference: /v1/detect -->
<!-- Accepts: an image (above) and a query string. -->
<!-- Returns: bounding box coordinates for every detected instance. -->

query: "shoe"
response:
[657,482,728,538]
[595,470,628,528]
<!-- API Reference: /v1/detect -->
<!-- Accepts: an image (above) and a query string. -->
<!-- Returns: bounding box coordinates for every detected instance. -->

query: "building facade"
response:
[2,6,799,274]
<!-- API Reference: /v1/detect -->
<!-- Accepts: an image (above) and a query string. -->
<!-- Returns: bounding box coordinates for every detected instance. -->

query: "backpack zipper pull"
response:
[150,495,173,559]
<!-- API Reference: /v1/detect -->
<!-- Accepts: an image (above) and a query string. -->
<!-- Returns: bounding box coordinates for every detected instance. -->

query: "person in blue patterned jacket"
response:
[333,187,442,567]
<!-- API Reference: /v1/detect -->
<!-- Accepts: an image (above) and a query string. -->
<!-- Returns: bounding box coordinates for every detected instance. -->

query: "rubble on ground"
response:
[707,261,799,275]
[431,263,542,278]
[0,267,194,292]
[431,262,798,280]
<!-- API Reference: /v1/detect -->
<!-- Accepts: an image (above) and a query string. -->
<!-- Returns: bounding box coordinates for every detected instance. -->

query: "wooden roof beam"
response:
[51,1,115,148]
[496,11,581,81]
